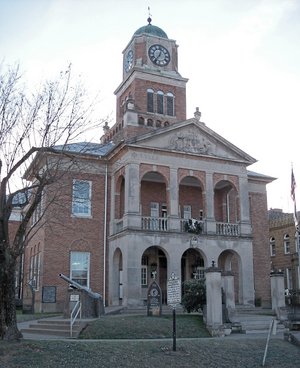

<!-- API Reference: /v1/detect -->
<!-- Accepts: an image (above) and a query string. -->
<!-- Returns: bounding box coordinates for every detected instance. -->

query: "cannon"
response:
[59,273,104,317]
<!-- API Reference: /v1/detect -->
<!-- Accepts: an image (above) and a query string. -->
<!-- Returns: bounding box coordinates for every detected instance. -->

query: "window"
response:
[157,91,164,114]
[285,268,292,290]
[147,89,154,112]
[270,237,276,257]
[29,248,40,290]
[183,205,192,219]
[166,92,174,116]
[32,192,43,225]
[284,234,290,254]
[70,252,90,287]
[72,180,92,217]
[295,231,300,253]
[141,256,148,286]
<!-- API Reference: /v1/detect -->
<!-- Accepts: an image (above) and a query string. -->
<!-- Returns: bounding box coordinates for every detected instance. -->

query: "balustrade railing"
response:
[141,216,168,231]
[216,222,240,236]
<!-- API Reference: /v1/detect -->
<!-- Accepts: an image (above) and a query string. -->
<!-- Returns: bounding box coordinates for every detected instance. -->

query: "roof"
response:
[133,23,168,39]
[54,141,115,157]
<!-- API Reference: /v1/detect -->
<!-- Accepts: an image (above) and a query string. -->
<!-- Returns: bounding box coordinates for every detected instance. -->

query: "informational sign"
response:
[42,286,56,303]
[167,272,181,308]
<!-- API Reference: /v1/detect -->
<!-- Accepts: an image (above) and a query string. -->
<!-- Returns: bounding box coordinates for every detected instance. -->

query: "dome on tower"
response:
[133,17,168,39]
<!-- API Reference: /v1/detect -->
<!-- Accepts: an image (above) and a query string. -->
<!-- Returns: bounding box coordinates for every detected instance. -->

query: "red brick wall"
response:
[250,191,271,306]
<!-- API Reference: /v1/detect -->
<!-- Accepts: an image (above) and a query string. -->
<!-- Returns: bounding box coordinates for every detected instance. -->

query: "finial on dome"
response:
[147,6,152,24]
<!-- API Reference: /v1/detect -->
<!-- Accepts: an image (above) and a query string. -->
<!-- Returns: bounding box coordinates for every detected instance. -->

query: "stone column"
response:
[205,264,223,336]
[238,175,252,235]
[270,271,285,312]
[168,168,179,231]
[205,173,215,234]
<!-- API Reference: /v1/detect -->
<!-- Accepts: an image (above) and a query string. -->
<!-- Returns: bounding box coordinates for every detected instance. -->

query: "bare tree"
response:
[0,63,102,340]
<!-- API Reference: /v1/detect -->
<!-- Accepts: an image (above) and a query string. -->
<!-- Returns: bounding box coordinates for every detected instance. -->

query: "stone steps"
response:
[20,319,85,338]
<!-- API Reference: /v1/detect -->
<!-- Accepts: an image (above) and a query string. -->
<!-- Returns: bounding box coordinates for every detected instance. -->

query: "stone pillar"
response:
[168,168,179,231]
[205,173,215,234]
[270,271,285,313]
[125,164,140,213]
[205,264,223,336]
[222,271,235,309]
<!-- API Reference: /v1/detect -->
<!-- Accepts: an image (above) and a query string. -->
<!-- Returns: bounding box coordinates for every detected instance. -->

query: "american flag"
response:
[291,168,298,229]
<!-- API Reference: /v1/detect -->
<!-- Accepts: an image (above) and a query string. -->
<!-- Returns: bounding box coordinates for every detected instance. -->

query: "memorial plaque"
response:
[147,280,162,316]
[42,286,56,303]
[167,273,181,308]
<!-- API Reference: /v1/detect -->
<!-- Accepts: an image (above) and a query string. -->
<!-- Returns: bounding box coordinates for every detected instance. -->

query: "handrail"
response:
[70,299,82,337]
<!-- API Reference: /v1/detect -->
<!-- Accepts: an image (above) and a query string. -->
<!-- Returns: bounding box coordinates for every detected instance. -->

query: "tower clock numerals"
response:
[125,49,134,72]
[148,44,170,66]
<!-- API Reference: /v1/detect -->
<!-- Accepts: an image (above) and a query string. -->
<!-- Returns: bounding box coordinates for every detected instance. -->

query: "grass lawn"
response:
[79,313,210,339]
[1,338,300,367]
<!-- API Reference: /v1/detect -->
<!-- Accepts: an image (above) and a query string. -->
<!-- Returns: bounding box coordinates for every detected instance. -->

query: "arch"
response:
[214,180,239,223]
[147,88,154,113]
[112,248,123,305]
[181,248,206,283]
[141,246,168,303]
[164,121,169,127]
[156,120,161,128]
[284,233,290,254]
[141,171,168,230]
[179,176,204,221]
[218,249,242,304]
[138,116,145,125]
[115,175,125,219]
[147,118,153,127]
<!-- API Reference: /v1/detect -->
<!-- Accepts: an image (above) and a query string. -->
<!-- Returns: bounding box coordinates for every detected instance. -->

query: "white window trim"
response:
[141,265,148,286]
[70,251,90,288]
[72,179,92,218]
[284,234,290,255]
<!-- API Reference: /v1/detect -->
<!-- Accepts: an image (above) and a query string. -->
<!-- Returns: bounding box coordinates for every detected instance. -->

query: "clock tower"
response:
[103,18,188,143]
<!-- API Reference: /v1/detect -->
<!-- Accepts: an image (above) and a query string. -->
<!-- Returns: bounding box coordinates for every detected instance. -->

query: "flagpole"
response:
[291,166,300,292]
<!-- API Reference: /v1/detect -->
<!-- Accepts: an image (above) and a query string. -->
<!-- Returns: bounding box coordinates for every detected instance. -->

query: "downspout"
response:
[103,162,108,306]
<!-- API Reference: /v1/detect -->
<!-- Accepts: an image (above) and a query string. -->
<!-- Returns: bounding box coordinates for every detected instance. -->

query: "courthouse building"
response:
[22,18,274,312]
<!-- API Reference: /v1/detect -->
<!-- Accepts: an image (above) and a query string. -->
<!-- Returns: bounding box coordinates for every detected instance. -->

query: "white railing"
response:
[70,299,82,338]
[216,222,240,236]
[141,216,168,231]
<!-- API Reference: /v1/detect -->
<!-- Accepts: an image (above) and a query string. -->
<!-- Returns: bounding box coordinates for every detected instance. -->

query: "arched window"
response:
[156,120,161,128]
[138,116,145,125]
[157,91,164,114]
[164,121,169,127]
[295,231,299,253]
[166,92,174,116]
[284,234,290,254]
[147,89,154,113]
[147,119,153,127]
[270,237,276,257]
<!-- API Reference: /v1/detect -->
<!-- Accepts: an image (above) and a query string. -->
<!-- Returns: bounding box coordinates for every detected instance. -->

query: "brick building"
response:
[269,208,300,291]
[22,19,275,312]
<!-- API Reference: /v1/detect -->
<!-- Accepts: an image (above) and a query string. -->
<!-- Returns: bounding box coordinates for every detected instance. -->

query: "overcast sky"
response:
[1,0,300,212]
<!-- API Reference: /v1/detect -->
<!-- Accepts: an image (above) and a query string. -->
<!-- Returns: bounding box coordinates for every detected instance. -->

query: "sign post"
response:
[167,272,181,351]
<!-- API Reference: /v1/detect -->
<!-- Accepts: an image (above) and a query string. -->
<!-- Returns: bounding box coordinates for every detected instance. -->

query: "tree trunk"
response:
[0,250,22,340]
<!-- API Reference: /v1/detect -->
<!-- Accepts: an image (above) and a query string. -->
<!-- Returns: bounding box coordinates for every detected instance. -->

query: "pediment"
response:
[129,119,256,164]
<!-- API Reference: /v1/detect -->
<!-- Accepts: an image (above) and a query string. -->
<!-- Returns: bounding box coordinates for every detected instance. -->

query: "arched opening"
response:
[112,248,123,305]
[179,176,204,232]
[141,246,168,304]
[181,248,205,283]
[141,171,168,231]
[214,180,239,223]
[115,175,125,219]
[218,250,241,305]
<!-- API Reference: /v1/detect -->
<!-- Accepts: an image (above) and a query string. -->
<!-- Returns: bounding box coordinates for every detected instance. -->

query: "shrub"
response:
[181,278,206,313]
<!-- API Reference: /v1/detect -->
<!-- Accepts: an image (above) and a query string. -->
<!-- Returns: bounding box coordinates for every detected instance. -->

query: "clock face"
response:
[148,44,170,66]
[125,50,134,72]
